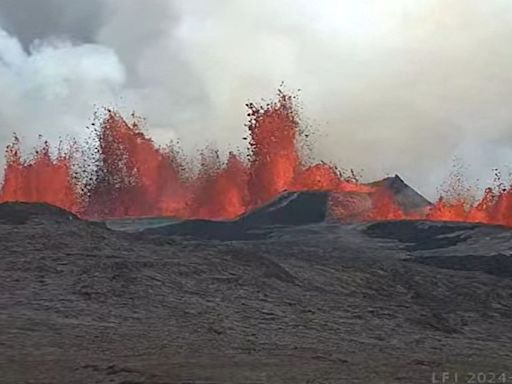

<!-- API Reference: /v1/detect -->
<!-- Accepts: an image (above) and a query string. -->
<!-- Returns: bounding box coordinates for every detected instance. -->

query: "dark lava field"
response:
[1,198,512,383]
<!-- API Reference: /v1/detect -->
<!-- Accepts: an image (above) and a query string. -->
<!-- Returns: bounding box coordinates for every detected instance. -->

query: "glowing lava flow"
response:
[2,91,512,227]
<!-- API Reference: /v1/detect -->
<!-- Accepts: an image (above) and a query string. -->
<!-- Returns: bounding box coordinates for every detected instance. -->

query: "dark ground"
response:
[1,203,512,383]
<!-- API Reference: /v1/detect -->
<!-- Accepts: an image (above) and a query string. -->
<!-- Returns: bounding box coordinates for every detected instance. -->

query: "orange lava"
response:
[1,137,81,214]
[2,91,512,227]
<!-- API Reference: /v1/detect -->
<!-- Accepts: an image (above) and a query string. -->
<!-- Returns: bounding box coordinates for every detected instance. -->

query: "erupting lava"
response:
[2,91,512,227]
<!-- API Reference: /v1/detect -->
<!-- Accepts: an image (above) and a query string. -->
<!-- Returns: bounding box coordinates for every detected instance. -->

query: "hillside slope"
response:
[1,203,512,383]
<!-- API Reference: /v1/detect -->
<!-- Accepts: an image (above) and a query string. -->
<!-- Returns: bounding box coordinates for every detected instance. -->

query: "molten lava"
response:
[1,137,81,214]
[2,91,512,227]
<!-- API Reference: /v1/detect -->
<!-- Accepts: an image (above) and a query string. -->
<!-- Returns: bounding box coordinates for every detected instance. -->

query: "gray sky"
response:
[1,0,512,198]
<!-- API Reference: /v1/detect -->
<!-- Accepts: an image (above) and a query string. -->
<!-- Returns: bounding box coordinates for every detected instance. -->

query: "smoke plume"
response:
[1,0,512,198]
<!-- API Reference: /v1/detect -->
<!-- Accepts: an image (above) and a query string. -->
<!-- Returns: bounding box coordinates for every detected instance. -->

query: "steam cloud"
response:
[1,0,512,198]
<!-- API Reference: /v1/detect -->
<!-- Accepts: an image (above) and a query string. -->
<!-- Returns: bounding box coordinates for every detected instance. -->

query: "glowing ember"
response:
[2,91,512,227]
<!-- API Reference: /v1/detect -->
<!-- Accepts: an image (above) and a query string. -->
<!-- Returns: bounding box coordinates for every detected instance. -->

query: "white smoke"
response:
[0,28,125,158]
[2,0,512,198]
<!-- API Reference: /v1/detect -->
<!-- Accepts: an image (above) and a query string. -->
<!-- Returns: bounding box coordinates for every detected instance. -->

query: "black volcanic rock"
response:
[368,174,432,213]
[0,202,79,225]
[145,219,247,240]
[145,191,329,240]
[144,176,432,239]
[364,220,479,251]
[3,201,512,383]
[240,191,329,227]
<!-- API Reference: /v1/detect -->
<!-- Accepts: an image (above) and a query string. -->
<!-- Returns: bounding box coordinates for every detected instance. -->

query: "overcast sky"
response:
[1,0,512,197]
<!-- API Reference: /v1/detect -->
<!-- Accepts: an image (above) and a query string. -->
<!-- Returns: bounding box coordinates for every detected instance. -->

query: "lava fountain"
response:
[2,91,512,226]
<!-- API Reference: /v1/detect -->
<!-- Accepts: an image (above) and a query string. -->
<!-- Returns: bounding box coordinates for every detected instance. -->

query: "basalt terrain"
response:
[2,190,512,384]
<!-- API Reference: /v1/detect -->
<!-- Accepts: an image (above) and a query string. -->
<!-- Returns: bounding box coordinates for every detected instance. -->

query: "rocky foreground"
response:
[1,202,512,383]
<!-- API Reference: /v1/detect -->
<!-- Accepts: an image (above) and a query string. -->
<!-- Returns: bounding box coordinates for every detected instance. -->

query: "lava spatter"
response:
[3,92,512,227]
